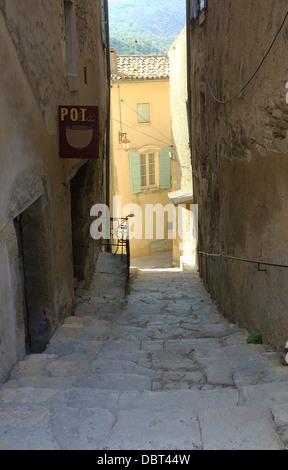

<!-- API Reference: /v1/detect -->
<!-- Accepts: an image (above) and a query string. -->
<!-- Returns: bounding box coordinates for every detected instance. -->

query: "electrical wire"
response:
[200,11,288,105]
[112,117,171,147]
[114,106,191,169]
[170,155,192,171]
[121,99,172,142]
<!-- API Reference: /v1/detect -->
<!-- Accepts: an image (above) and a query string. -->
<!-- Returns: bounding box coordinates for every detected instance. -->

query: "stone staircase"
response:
[1,254,288,450]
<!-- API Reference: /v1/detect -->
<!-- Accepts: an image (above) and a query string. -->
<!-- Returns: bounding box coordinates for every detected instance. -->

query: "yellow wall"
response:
[110,79,173,258]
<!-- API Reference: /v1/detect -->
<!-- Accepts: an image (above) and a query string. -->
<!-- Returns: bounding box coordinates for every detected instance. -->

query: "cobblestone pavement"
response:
[1,253,288,450]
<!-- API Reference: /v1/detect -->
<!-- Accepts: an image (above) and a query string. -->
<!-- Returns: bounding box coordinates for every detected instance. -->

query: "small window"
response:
[64,0,79,92]
[200,0,207,10]
[129,147,171,194]
[101,0,107,47]
[138,103,150,124]
[193,0,207,19]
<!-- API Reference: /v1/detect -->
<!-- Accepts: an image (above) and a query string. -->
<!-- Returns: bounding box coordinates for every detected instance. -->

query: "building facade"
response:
[110,51,173,258]
[187,0,288,351]
[168,27,195,269]
[0,0,110,381]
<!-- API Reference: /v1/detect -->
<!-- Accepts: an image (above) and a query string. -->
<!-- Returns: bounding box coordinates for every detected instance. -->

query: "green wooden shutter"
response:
[160,148,171,189]
[137,103,150,123]
[129,151,141,194]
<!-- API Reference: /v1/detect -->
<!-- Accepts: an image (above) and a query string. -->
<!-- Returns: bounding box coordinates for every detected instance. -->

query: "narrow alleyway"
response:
[1,252,288,450]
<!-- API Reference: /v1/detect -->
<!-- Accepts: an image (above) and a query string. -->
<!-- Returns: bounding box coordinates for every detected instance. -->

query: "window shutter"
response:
[100,0,107,47]
[193,0,199,18]
[137,103,150,123]
[159,148,171,189]
[129,152,141,194]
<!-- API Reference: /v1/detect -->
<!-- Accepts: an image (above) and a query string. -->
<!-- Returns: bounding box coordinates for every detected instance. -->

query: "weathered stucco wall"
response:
[169,28,191,193]
[0,0,109,381]
[168,27,194,266]
[188,0,288,351]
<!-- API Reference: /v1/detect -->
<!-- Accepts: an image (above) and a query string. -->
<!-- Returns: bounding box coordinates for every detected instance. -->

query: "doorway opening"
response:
[14,197,51,353]
[70,162,97,285]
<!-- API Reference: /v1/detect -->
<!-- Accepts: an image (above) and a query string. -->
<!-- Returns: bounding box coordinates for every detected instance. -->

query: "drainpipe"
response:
[104,0,111,252]
[186,1,200,270]
[186,0,192,163]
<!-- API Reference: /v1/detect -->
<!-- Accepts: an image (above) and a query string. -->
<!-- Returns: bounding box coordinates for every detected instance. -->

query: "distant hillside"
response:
[108,0,186,55]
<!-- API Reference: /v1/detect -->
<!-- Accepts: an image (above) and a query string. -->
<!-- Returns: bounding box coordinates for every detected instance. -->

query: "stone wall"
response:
[0,0,109,381]
[187,0,288,351]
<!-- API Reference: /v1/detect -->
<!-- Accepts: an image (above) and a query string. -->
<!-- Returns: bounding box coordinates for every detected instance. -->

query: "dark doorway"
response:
[70,159,103,288]
[14,197,51,353]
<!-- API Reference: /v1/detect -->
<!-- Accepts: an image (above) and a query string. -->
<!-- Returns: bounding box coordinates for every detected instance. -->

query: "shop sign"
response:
[58,106,99,159]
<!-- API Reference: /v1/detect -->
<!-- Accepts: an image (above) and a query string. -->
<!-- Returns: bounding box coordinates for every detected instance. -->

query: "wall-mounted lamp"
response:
[119,132,131,152]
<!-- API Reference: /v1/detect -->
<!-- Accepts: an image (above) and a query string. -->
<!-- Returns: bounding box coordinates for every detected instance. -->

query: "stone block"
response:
[108,409,202,450]
[199,407,283,450]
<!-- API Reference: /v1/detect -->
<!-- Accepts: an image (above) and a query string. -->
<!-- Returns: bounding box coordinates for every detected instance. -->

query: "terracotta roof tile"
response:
[112,55,169,81]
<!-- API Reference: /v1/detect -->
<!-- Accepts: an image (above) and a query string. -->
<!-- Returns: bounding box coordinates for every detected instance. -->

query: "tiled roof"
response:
[112,55,169,81]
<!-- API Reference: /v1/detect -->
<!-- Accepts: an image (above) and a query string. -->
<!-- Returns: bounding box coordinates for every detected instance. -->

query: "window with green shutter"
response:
[137,103,150,124]
[129,148,171,193]
[160,148,171,189]
[129,152,141,194]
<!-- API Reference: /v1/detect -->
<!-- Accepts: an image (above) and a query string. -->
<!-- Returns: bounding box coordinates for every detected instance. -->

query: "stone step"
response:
[0,403,284,450]
[0,386,237,414]
[8,337,286,391]
[3,372,153,392]
[3,377,288,411]
[106,405,285,451]
[1,377,288,451]
[198,406,285,450]
[0,387,120,410]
